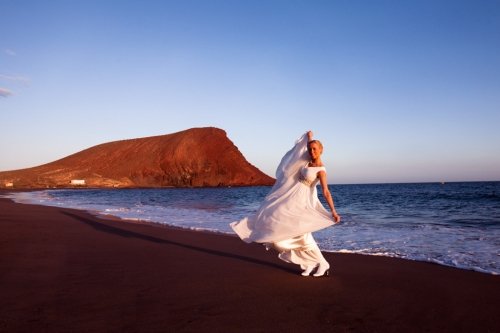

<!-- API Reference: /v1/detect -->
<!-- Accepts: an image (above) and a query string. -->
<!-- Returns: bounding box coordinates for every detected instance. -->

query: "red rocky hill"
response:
[0,127,275,188]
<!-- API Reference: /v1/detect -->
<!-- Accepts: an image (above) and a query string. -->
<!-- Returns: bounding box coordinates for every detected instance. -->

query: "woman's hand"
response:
[332,212,341,224]
[307,130,313,141]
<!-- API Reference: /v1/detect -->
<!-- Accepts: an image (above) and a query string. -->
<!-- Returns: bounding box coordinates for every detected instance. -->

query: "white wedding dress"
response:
[230,133,334,271]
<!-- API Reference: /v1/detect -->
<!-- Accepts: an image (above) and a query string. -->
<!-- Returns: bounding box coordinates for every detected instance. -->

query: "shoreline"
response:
[34,208,500,277]
[1,197,499,332]
[2,179,498,189]
[2,189,498,276]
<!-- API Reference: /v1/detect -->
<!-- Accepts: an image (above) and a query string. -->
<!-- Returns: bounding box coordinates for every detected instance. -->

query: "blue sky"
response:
[1,0,499,184]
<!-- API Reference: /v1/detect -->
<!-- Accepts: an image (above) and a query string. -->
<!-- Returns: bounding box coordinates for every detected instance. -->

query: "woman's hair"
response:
[308,140,323,151]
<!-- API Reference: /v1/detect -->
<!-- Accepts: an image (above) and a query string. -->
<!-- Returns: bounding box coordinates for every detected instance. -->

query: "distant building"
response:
[5,182,14,188]
[70,179,86,186]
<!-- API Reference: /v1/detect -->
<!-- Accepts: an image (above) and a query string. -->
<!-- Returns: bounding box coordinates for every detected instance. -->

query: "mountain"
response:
[0,127,275,188]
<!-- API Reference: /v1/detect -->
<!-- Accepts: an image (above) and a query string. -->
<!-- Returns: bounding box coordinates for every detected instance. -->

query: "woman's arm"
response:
[318,170,341,223]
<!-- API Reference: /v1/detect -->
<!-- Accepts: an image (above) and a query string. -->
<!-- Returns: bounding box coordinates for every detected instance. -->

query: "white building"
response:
[70,179,86,186]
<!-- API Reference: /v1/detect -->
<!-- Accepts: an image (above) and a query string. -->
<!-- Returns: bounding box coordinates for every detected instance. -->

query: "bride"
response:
[231,131,341,277]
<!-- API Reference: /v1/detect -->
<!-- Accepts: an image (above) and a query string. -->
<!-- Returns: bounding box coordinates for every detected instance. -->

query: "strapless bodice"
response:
[298,166,325,186]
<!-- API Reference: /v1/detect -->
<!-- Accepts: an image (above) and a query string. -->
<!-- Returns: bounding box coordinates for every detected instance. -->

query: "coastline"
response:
[1,197,499,332]
[5,185,499,276]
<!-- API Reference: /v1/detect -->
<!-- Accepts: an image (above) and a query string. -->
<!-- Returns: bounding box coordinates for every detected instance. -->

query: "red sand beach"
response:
[0,196,499,332]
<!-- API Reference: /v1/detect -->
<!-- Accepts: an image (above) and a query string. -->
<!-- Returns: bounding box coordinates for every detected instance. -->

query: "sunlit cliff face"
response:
[307,142,322,161]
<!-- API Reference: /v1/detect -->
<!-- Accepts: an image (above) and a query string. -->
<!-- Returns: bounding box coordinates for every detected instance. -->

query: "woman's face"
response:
[308,142,322,160]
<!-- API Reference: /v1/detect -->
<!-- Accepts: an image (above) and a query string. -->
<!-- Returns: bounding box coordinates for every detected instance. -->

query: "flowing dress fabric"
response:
[230,133,334,245]
[273,232,328,269]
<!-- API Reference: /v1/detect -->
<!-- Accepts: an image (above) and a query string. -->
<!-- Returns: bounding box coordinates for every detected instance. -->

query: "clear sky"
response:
[1,0,499,184]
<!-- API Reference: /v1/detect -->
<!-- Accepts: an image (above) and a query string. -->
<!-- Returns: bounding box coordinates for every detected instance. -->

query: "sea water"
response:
[6,182,500,275]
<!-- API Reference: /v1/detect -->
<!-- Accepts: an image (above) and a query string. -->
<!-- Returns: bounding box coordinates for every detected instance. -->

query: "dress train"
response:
[272,232,329,275]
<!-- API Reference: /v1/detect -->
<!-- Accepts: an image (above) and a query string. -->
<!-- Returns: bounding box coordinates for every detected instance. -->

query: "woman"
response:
[231,131,341,277]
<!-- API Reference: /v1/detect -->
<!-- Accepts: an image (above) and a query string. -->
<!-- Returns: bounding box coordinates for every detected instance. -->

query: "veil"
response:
[265,132,309,201]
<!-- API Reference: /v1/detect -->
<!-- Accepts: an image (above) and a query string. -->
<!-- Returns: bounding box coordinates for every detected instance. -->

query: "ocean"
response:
[6,181,500,275]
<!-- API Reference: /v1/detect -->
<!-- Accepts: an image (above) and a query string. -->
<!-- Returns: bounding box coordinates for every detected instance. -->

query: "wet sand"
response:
[0,197,498,332]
